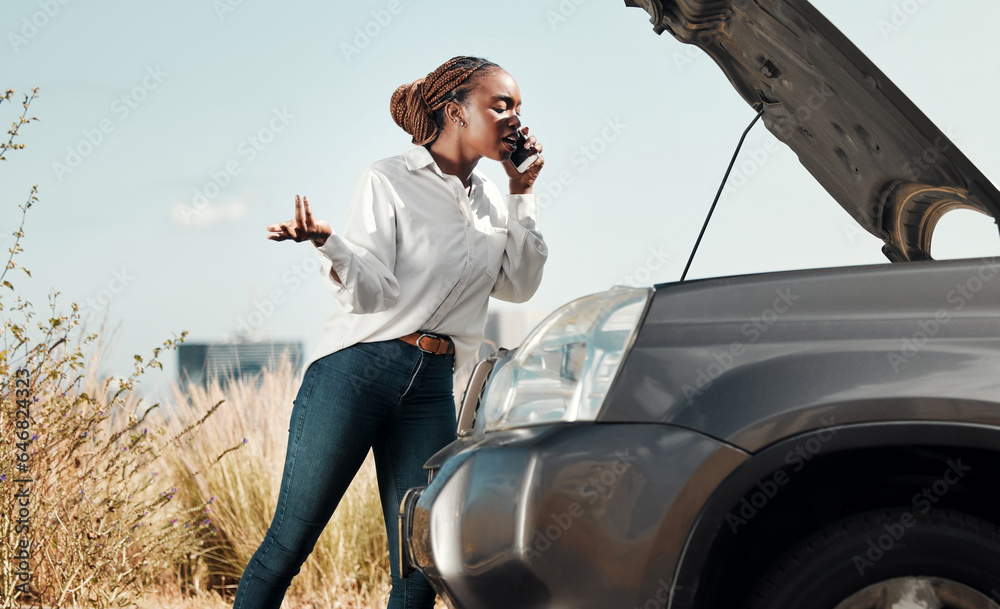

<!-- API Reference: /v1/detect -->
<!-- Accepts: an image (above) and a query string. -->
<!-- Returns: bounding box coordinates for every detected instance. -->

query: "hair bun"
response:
[390,56,500,146]
[390,78,437,145]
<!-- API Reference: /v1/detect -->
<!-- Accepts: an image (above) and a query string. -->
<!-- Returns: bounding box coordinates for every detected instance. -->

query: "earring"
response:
[461,121,466,127]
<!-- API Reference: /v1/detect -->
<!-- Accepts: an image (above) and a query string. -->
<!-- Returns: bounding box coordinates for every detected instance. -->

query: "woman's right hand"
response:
[267,195,333,247]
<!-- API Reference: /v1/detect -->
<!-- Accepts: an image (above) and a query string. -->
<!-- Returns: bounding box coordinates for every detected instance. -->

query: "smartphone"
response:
[509,131,539,173]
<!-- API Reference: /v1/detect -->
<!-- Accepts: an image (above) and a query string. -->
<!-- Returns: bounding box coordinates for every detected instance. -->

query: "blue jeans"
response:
[232,339,456,609]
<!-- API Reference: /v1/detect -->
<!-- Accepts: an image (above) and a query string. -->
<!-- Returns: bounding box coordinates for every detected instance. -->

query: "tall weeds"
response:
[0,87,232,608]
[163,360,393,608]
[1,85,412,609]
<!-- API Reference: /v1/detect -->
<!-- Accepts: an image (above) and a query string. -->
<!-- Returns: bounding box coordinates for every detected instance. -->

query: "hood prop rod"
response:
[680,106,764,282]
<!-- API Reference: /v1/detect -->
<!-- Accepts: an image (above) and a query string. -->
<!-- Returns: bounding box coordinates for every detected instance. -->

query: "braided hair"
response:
[390,56,500,145]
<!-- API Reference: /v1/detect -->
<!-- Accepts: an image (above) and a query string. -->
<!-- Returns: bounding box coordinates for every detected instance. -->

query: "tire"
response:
[744,508,1000,609]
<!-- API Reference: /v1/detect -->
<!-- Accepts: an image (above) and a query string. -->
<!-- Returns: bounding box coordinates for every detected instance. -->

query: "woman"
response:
[232,56,546,609]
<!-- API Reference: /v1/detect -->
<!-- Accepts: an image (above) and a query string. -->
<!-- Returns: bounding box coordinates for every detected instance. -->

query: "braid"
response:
[390,56,500,145]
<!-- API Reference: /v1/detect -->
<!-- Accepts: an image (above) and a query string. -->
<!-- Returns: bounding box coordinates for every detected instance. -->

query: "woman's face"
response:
[459,69,524,163]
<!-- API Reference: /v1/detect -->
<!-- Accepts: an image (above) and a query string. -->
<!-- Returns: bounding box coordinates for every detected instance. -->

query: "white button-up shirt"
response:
[303,144,547,373]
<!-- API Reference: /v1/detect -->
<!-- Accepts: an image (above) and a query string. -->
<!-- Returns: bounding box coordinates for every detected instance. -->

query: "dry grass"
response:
[135,586,407,609]
[1,341,442,608]
[1,89,442,606]
[0,307,215,608]
[155,357,409,608]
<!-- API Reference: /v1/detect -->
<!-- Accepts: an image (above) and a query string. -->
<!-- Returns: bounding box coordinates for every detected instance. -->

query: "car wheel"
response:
[744,509,1000,609]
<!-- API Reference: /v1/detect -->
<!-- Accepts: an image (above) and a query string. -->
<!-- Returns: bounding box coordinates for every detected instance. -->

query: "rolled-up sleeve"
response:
[491,193,547,303]
[314,169,400,314]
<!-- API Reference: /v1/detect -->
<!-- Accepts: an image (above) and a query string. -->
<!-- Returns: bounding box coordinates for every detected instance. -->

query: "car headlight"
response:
[482,286,652,431]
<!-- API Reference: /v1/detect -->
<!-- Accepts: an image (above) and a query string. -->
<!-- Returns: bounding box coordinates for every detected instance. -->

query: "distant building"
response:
[177,341,303,387]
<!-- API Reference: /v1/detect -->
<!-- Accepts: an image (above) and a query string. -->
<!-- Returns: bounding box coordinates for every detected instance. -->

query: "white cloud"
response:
[168,198,248,228]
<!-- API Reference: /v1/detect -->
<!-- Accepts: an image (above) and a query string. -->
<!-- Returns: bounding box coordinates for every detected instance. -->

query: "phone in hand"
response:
[509,131,539,173]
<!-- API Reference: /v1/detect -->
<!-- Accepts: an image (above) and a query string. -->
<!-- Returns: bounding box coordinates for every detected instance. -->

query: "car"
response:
[398,1,1000,608]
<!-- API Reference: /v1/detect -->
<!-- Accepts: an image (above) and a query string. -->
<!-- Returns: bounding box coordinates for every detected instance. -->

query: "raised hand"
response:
[267,195,333,247]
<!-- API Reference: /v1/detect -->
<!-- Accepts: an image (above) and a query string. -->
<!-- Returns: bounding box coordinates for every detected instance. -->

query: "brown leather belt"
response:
[398,331,454,355]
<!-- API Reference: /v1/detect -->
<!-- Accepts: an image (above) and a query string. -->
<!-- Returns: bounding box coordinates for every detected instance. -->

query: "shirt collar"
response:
[402,144,484,187]
[403,144,436,172]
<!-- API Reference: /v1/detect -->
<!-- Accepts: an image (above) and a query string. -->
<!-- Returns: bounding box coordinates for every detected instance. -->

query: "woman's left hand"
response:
[505,127,544,195]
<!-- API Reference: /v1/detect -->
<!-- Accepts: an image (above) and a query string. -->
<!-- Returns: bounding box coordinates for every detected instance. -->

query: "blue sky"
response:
[3,0,999,399]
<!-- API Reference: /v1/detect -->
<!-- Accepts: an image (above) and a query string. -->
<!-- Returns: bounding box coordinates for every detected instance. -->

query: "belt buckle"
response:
[416,332,452,355]
[415,332,442,355]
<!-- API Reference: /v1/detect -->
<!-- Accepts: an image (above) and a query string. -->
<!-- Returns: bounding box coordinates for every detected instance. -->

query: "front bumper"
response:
[399,423,747,609]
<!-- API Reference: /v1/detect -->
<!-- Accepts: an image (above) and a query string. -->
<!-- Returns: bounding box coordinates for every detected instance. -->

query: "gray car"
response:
[398,1,1000,608]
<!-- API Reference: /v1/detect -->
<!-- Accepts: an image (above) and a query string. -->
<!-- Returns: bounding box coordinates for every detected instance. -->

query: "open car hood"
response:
[625,0,1000,261]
